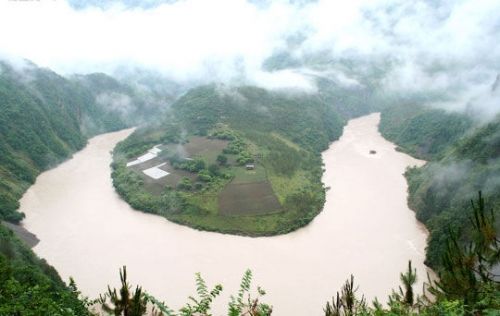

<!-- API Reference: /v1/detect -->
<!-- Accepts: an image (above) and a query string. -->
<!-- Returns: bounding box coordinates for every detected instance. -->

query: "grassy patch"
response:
[186,192,219,215]
[267,170,309,204]
[229,165,267,184]
[270,132,301,151]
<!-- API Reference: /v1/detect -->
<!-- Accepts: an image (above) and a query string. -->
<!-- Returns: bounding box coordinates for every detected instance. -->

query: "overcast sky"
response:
[0,0,499,114]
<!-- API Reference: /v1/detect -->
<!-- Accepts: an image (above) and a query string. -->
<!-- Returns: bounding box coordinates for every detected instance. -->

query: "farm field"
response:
[160,136,229,164]
[128,137,229,192]
[131,159,196,195]
[125,136,283,217]
[218,181,282,215]
[112,85,343,235]
[229,164,267,183]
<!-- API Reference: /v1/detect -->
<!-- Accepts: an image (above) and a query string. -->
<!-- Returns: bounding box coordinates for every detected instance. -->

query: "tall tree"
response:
[100,266,147,316]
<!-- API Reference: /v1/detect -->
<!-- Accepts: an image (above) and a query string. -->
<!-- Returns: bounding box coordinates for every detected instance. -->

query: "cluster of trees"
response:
[210,126,255,165]
[112,162,188,215]
[209,127,237,141]
[177,177,194,191]
[96,268,272,316]
[379,105,473,160]
[380,104,500,269]
[0,224,90,315]
[168,156,230,190]
[171,157,206,173]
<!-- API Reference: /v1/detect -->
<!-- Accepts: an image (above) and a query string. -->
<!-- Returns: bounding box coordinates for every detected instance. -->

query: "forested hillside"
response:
[380,104,500,268]
[0,60,165,223]
[0,224,91,315]
[263,51,384,119]
[171,85,345,152]
[112,84,346,235]
[379,104,473,160]
[0,61,180,315]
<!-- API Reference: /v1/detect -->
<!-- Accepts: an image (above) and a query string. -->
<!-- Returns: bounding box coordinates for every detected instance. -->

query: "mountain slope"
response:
[0,61,167,222]
[380,104,500,268]
[0,224,90,315]
[379,104,473,160]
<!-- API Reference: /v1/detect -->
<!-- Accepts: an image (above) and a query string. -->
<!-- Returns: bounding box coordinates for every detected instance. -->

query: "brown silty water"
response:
[21,113,430,315]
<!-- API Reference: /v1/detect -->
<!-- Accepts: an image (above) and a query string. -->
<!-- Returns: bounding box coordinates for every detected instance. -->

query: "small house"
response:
[245,164,255,170]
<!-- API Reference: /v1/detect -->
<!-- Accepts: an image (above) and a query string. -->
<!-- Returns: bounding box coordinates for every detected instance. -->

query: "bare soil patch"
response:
[218,181,282,215]
[131,159,197,195]
[184,137,228,157]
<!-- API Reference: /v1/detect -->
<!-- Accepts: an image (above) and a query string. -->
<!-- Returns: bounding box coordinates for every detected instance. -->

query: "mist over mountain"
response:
[0,0,498,118]
[0,60,180,222]
[1,1,499,315]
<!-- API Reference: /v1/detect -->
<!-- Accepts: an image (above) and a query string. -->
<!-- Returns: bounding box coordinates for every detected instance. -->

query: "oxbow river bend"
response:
[21,113,430,315]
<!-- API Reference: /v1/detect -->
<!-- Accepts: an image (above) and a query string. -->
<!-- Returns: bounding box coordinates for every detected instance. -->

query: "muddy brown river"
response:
[20,113,429,315]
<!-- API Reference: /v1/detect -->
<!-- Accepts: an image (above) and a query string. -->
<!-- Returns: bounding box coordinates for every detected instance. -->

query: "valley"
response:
[1,1,499,313]
[19,113,430,315]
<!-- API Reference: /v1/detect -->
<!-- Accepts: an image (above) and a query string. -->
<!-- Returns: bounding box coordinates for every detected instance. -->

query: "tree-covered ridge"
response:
[380,104,500,269]
[379,104,473,160]
[0,60,166,223]
[172,85,345,152]
[112,84,346,236]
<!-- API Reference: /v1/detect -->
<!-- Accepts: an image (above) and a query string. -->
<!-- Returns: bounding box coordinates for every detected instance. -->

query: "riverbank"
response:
[1,221,39,248]
[19,113,430,315]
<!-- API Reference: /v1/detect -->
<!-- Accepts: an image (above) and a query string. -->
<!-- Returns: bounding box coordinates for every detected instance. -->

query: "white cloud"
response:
[0,0,499,108]
[0,0,302,90]
[96,92,133,116]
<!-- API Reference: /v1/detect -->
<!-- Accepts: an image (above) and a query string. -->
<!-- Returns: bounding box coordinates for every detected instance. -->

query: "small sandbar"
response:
[1,221,39,248]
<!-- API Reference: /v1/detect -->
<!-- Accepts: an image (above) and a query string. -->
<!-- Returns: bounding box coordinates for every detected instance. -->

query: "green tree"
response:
[208,164,220,176]
[228,270,272,316]
[198,170,212,182]
[216,154,228,165]
[324,275,367,316]
[177,177,193,191]
[400,261,417,307]
[99,266,147,316]
[427,191,500,312]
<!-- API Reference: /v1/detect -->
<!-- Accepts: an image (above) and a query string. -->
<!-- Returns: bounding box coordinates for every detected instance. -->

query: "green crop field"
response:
[229,165,267,183]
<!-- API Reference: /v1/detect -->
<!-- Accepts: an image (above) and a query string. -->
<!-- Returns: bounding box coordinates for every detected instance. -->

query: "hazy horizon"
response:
[0,0,499,116]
